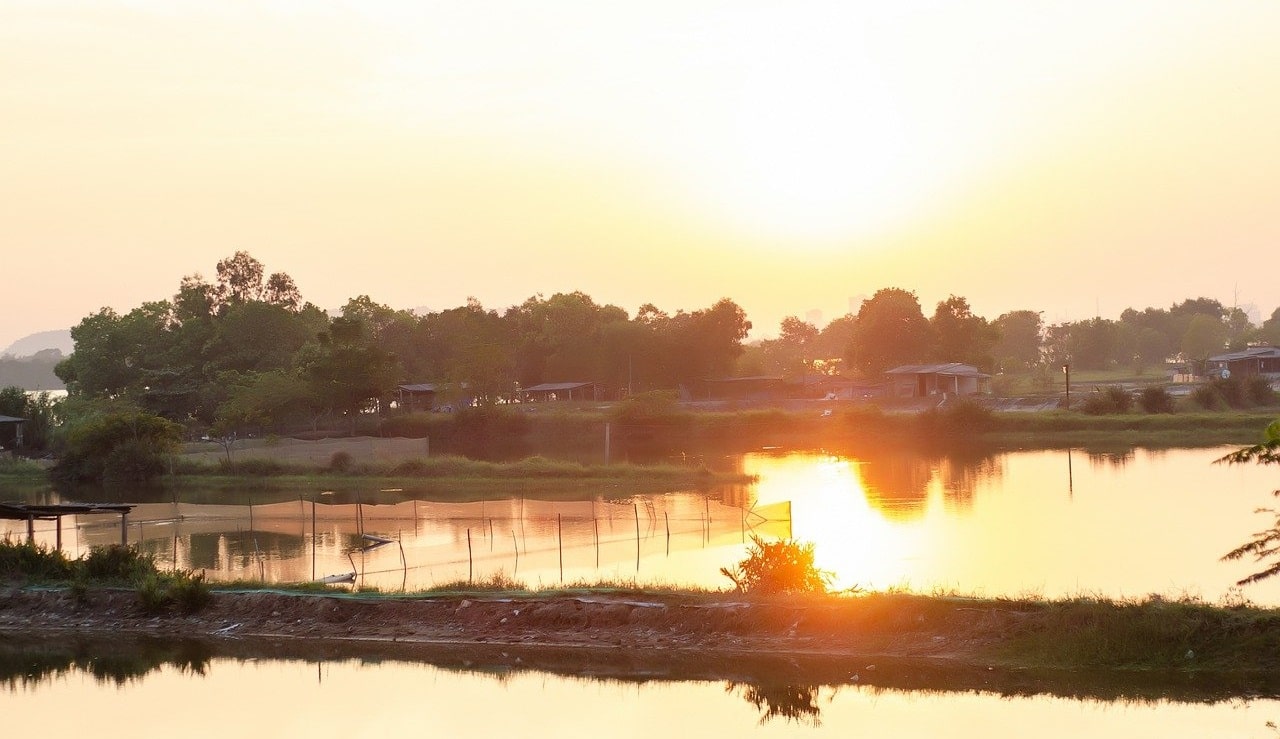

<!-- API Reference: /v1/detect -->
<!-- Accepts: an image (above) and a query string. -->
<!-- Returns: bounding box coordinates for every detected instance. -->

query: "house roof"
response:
[702,376,784,384]
[885,363,990,378]
[1208,347,1280,362]
[0,415,24,424]
[398,384,440,393]
[521,382,593,393]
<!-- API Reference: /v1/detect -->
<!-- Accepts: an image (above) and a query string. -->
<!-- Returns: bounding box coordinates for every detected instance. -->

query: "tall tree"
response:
[847,288,932,376]
[992,310,1043,371]
[930,295,997,370]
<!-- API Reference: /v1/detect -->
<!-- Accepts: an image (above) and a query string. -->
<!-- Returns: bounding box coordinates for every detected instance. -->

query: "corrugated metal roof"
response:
[0,415,24,423]
[398,384,439,393]
[1208,346,1280,362]
[885,363,988,377]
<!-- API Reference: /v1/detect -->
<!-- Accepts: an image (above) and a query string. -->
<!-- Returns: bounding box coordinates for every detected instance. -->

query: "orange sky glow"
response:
[3,1,1278,349]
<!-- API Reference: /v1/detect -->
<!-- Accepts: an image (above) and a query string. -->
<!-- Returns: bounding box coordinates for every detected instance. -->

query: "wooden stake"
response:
[467,528,473,584]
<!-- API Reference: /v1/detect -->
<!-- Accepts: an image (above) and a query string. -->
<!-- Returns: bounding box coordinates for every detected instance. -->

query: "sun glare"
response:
[747,453,929,591]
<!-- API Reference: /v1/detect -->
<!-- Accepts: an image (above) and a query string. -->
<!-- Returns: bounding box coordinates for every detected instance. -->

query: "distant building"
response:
[694,376,786,402]
[885,363,990,398]
[1206,347,1280,379]
[396,383,474,412]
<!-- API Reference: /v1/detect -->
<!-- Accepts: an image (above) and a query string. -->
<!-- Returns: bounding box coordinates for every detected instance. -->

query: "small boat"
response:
[360,533,394,549]
[318,572,356,584]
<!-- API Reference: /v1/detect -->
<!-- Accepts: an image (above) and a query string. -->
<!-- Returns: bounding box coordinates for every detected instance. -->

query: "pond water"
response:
[5,446,1280,604]
[5,646,1279,738]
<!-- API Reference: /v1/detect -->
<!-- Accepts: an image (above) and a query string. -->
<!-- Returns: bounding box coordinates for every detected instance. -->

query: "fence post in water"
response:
[467,528,473,584]
[604,421,611,465]
[664,511,670,556]
[557,513,564,582]
[489,518,494,551]
[311,499,318,582]
[634,503,640,572]
[120,512,128,546]
[593,516,599,568]
[511,530,519,573]
[248,497,254,533]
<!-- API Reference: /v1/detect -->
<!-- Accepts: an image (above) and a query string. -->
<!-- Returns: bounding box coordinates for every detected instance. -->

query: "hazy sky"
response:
[3,1,1279,350]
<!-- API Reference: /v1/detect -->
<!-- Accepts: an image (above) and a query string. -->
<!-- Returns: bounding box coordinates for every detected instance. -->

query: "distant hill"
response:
[0,349,64,391]
[2,329,73,358]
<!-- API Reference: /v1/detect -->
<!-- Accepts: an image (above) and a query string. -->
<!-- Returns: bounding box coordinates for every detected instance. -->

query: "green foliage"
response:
[720,536,831,595]
[327,450,353,472]
[52,409,182,483]
[1080,386,1134,415]
[1219,419,1280,583]
[611,390,686,424]
[848,288,932,376]
[1138,386,1175,414]
[917,399,996,434]
[82,545,156,582]
[0,541,75,581]
[137,571,216,615]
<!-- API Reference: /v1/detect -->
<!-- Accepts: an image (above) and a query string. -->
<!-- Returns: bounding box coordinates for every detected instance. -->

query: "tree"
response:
[847,288,932,376]
[296,315,400,431]
[930,295,997,370]
[1220,420,1280,585]
[52,408,183,483]
[1181,314,1228,369]
[992,310,1043,371]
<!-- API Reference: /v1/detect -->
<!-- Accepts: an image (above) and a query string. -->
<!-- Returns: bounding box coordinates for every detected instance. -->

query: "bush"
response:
[0,541,75,581]
[136,571,211,615]
[1138,386,1175,414]
[1192,384,1224,411]
[1080,386,1134,415]
[720,536,831,595]
[327,450,353,473]
[82,545,155,582]
[1247,377,1276,406]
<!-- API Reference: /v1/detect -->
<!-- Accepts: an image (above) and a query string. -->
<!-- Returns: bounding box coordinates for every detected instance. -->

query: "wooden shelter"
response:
[0,502,135,550]
[520,382,598,402]
[0,414,24,450]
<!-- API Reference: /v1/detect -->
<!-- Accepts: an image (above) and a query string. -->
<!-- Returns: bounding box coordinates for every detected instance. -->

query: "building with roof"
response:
[1206,347,1280,379]
[0,414,25,450]
[885,363,990,398]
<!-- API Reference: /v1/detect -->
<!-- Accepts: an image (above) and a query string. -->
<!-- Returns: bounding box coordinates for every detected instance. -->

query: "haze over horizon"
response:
[4,1,1278,350]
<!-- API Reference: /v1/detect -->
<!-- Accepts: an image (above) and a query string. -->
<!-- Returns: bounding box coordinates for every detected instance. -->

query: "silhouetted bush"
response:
[1080,386,1133,415]
[720,536,831,595]
[1138,386,1175,414]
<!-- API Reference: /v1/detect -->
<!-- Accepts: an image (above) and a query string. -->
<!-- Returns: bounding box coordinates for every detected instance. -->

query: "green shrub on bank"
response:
[1139,386,1175,414]
[0,540,212,615]
[1080,386,1133,415]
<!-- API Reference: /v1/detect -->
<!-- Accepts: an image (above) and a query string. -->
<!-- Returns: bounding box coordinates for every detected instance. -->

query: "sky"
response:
[3,0,1279,350]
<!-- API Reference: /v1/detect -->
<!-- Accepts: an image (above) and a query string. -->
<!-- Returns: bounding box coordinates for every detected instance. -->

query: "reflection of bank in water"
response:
[3,493,792,591]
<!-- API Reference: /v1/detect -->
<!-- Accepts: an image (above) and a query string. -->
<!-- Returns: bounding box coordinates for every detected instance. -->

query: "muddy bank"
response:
[3,587,1280,702]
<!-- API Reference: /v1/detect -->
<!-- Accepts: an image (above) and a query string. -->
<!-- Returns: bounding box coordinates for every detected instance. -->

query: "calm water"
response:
[5,648,1279,738]
[5,446,1280,603]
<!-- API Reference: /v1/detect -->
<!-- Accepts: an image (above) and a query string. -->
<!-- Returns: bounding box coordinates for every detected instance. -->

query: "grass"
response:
[0,539,210,614]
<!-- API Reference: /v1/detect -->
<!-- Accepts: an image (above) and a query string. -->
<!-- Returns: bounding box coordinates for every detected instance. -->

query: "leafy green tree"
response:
[720,536,831,594]
[1181,314,1228,369]
[930,295,997,370]
[847,288,932,376]
[420,299,516,403]
[992,310,1043,371]
[52,409,183,483]
[213,369,319,435]
[297,316,400,431]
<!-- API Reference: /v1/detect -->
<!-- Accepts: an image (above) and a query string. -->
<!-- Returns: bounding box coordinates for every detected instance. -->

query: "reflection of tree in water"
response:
[727,680,824,726]
[858,448,1001,519]
[1087,448,1134,469]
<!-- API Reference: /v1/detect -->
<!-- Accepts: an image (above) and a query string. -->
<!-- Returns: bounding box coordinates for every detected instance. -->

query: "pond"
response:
[4,446,1279,604]
[4,639,1279,738]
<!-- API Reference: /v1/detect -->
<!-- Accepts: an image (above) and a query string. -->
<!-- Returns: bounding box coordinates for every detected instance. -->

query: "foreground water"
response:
[5,648,1280,738]
[5,446,1280,603]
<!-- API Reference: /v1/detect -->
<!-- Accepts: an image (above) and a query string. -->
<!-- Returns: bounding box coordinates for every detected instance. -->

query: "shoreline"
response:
[5,586,1280,701]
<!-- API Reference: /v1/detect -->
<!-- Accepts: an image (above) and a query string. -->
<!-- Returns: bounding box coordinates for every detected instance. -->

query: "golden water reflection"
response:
[4,447,1280,603]
[748,447,1280,604]
[5,652,1279,738]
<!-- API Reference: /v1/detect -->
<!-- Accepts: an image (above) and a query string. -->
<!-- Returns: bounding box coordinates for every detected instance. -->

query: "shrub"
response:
[0,540,75,581]
[721,536,831,595]
[1192,384,1224,411]
[1247,377,1276,406]
[1138,386,1175,414]
[135,570,212,615]
[1080,386,1134,415]
[327,451,353,473]
[82,545,155,582]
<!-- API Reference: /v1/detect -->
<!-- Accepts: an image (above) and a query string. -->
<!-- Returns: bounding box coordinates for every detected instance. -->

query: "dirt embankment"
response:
[5,587,1280,702]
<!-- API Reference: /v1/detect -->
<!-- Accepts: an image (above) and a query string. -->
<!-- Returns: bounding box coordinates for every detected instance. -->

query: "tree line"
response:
[48,252,1279,439]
